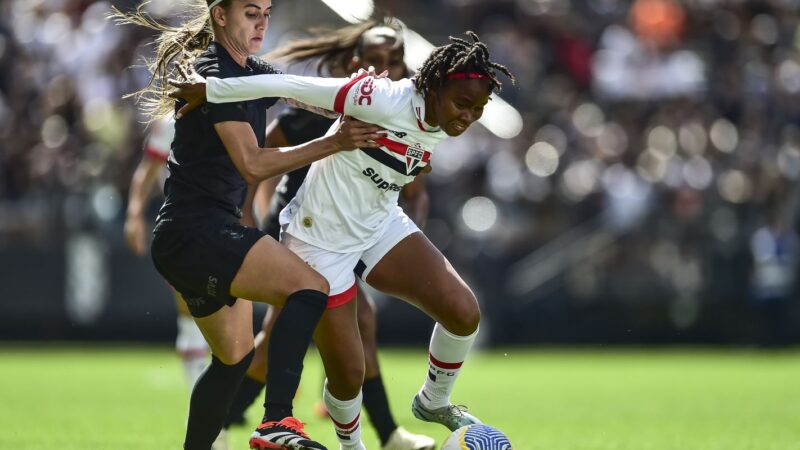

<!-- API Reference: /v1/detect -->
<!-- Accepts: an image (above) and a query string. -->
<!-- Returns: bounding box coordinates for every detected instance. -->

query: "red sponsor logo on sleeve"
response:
[356,78,374,106]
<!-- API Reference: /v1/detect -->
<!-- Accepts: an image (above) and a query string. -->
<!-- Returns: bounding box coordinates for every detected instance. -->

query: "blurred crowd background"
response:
[1,0,799,346]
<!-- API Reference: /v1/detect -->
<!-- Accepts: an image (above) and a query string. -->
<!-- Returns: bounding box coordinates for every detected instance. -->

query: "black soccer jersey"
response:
[156,42,279,229]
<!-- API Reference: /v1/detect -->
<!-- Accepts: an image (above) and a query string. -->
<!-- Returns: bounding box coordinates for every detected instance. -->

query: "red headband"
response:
[446,72,489,80]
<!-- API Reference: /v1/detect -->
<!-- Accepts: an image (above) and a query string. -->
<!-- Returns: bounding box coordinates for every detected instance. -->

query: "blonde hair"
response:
[111,0,230,122]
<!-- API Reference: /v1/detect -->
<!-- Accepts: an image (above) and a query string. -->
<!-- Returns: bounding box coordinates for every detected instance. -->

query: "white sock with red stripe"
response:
[323,380,365,450]
[176,315,209,390]
[418,323,478,410]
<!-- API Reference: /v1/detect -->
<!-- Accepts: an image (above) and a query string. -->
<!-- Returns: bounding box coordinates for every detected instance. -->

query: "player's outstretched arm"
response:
[170,69,392,123]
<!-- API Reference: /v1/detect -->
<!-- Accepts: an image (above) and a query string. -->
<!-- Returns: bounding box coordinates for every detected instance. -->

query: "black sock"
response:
[263,289,327,422]
[225,375,265,428]
[184,349,254,450]
[362,375,398,445]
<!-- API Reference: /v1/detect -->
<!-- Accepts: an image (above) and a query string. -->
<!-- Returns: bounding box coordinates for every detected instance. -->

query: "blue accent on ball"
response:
[463,425,512,450]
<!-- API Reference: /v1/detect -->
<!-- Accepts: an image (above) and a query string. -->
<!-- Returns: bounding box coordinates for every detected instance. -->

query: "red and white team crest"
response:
[405,145,425,174]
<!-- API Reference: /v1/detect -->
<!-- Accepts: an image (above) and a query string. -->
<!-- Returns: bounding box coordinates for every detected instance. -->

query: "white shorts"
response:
[281,211,420,308]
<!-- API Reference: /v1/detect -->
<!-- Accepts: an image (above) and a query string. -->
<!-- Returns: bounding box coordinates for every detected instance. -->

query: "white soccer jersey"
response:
[144,115,175,162]
[207,73,448,252]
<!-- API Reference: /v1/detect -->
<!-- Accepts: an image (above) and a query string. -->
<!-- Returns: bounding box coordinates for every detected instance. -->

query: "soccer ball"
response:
[441,424,512,450]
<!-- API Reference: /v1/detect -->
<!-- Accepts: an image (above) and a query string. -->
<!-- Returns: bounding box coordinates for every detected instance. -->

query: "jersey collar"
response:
[410,89,440,133]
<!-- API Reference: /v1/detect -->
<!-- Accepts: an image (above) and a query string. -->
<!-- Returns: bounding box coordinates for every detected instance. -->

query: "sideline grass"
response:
[0,346,798,449]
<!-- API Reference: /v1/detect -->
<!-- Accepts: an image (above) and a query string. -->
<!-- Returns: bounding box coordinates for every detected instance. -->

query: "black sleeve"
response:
[196,61,250,125]
[277,108,336,147]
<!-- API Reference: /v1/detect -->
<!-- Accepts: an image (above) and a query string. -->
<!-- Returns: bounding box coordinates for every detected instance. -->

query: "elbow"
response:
[242,166,260,185]
[242,171,259,185]
[239,154,261,185]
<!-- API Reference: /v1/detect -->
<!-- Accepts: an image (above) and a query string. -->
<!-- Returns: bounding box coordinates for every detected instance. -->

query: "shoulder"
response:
[370,78,413,107]
[338,76,410,120]
[248,55,282,75]
[389,78,415,96]
[194,46,224,78]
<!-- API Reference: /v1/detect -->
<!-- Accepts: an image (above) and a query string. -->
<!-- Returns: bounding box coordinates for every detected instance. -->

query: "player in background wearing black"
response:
[112,1,385,449]
[222,20,435,450]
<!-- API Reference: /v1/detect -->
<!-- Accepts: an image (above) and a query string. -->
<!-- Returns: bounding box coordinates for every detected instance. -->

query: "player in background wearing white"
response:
[171,31,515,450]
[123,116,228,450]
[222,19,435,450]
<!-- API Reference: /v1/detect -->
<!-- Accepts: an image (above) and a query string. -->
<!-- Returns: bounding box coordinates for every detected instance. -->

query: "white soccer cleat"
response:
[381,426,435,450]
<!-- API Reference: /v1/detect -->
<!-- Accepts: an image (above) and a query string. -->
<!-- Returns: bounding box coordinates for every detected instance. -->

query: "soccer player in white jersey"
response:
[171,31,515,450]
[124,115,227,450]
[224,19,436,450]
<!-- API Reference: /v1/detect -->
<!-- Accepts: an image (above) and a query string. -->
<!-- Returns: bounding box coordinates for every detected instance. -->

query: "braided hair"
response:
[413,31,514,98]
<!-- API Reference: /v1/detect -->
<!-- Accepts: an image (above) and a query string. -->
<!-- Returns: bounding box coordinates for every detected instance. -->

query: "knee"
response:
[214,344,255,367]
[276,273,330,304]
[298,272,330,296]
[442,290,481,336]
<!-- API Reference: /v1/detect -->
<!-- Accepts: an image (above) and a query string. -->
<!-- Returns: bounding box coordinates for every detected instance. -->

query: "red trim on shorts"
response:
[429,353,463,370]
[144,146,169,162]
[333,73,368,114]
[330,413,360,431]
[327,283,357,309]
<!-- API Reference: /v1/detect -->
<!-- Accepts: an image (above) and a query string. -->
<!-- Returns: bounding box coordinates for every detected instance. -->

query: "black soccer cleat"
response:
[249,417,328,450]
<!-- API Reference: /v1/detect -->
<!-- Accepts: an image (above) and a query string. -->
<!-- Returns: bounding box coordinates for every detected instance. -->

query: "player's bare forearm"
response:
[215,118,384,184]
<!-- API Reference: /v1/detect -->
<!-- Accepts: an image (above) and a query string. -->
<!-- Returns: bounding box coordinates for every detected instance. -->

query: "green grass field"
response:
[1,346,798,450]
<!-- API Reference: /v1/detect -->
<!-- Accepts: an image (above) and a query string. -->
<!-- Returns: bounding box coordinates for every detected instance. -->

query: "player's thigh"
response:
[193,299,254,365]
[365,232,480,335]
[313,301,364,400]
[231,235,329,306]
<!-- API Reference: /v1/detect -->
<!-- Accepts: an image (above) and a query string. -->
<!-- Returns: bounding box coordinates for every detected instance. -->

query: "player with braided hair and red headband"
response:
[170,30,515,450]
[221,18,436,450]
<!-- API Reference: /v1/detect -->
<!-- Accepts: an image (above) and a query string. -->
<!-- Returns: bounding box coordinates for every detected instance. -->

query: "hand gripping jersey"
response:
[207,73,447,252]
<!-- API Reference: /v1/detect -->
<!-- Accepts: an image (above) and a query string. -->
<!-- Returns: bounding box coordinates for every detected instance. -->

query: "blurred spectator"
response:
[1,0,799,344]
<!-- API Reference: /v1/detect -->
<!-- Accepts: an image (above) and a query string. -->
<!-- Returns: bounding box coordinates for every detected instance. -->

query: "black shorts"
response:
[151,218,265,317]
[262,215,281,241]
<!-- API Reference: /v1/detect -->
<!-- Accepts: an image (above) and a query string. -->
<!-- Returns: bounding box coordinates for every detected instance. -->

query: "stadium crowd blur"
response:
[1,0,799,345]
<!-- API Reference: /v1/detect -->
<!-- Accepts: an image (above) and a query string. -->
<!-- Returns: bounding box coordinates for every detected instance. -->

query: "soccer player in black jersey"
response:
[112,1,385,449]
[222,20,435,450]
